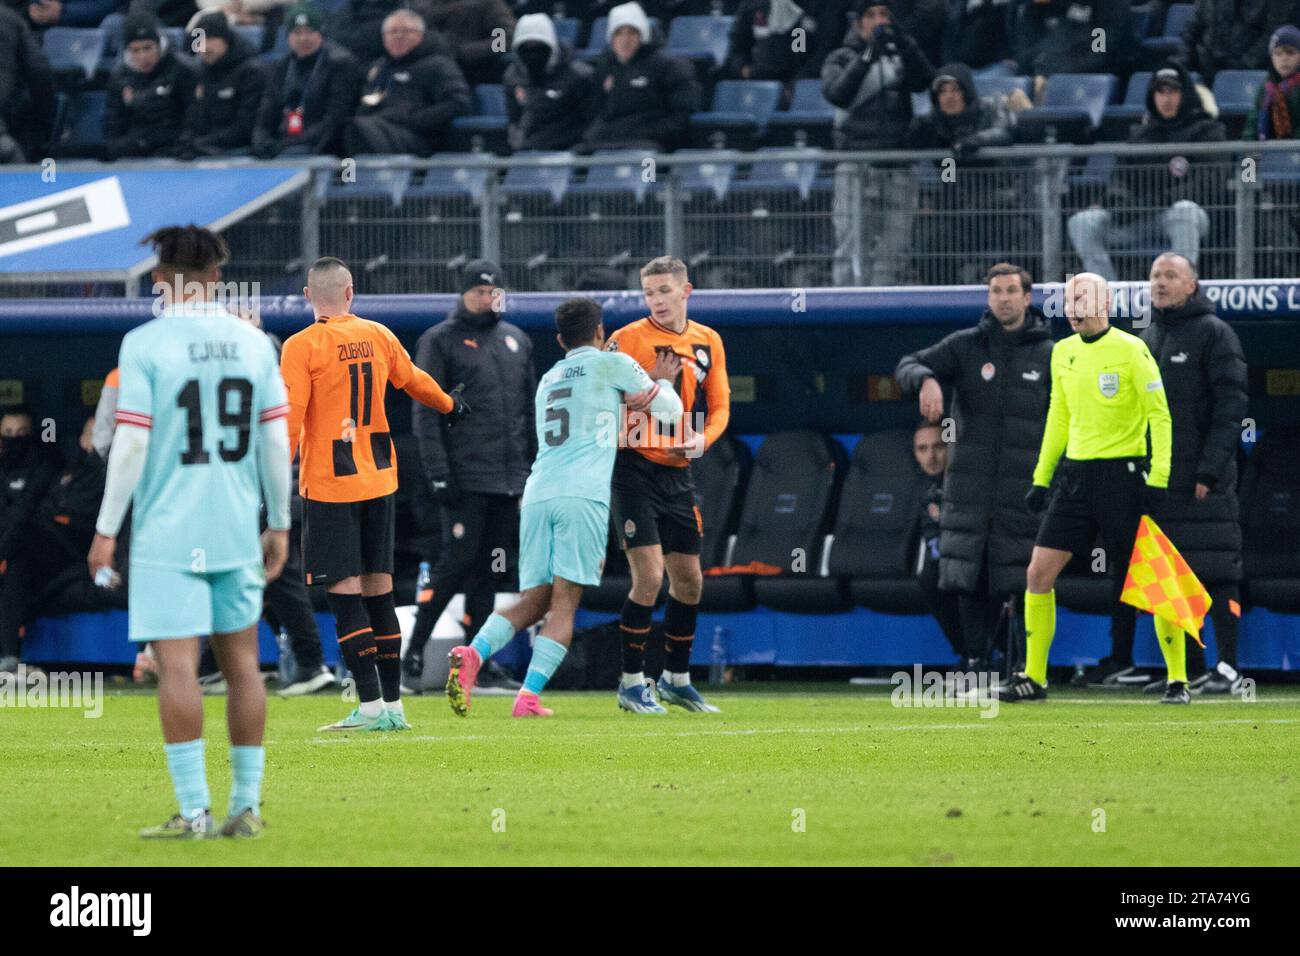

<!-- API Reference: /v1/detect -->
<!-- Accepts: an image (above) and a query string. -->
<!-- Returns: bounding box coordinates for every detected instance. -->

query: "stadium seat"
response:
[805,430,927,614]
[233,24,264,52]
[552,17,581,47]
[975,74,1032,103]
[665,15,732,69]
[732,148,829,201]
[1141,3,1194,64]
[764,78,835,148]
[100,11,126,57]
[449,84,509,154]
[54,89,107,158]
[1240,426,1300,612]
[326,166,414,206]
[502,151,574,202]
[1258,150,1300,182]
[1015,73,1117,144]
[672,149,738,201]
[1212,70,1266,137]
[44,27,108,83]
[572,150,659,202]
[689,80,783,149]
[409,164,492,200]
[703,431,842,613]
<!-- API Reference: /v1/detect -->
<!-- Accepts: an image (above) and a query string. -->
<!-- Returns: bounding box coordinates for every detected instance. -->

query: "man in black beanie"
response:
[403,260,537,692]
[104,13,196,160]
[175,10,267,157]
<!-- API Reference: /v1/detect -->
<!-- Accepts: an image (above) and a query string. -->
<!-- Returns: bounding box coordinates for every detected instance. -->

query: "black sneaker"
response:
[1199,662,1244,695]
[1187,670,1214,694]
[1161,681,1190,704]
[1142,676,1167,694]
[1072,657,1148,688]
[992,672,1047,702]
[400,652,424,696]
[476,659,523,692]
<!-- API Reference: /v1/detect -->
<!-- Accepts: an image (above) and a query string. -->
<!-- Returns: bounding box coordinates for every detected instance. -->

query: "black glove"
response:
[445,383,471,430]
[1141,484,1168,515]
[429,475,461,508]
[1024,484,1049,514]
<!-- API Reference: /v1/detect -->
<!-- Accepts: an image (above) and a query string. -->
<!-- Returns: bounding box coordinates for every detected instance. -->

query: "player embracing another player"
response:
[446,298,682,717]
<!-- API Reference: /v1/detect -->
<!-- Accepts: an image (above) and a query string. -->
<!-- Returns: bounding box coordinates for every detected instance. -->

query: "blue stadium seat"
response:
[552,17,581,48]
[1015,73,1116,144]
[409,165,491,200]
[501,151,574,202]
[1258,151,1300,182]
[1212,70,1266,113]
[733,148,828,201]
[671,149,737,201]
[449,85,509,153]
[100,12,126,56]
[44,27,108,81]
[765,78,835,147]
[56,89,107,157]
[1068,152,1117,189]
[572,150,658,202]
[164,27,190,58]
[326,166,414,206]
[689,80,782,149]
[1141,3,1193,61]
[972,60,1013,79]
[233,24,264,52]
[1131,2,1152,41]
[665,15,732,68]
[975,74,1031,103]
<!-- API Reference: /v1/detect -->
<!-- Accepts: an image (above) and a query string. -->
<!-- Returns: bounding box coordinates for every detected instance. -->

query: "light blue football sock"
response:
[522,636,568,695]
[163,739,209,820]
[470,613,516,662]
[228,745,265,817]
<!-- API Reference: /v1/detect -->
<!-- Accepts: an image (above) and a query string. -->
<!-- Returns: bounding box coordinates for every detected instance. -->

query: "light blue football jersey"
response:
[114,302,288,571]
[522,346,676,507]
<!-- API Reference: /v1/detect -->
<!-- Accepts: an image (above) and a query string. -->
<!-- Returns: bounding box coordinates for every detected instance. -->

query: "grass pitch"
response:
[4,684,1298,866]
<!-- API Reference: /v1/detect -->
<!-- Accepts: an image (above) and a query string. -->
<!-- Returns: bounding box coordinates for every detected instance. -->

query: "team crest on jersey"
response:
[1098,372,1119,397]
[981,362,995,381]
[624,520,636,539]
[606,339,619,352]
[504,334,519,352]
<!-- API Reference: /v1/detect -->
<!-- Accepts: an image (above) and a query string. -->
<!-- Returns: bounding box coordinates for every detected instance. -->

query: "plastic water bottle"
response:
[415,561,432,604]
[276,630,296,686]
[709,625,727,686]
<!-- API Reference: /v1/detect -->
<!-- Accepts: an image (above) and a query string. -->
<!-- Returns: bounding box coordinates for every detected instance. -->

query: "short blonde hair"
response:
[640,256,688,283]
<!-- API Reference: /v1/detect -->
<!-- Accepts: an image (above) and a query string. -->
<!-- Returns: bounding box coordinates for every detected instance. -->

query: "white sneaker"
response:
[198,673,227,696]
[278,666,337,698]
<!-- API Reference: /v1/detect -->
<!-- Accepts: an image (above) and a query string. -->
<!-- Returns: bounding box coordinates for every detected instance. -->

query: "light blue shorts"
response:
[128,562,266,642]
[518,497,609,591]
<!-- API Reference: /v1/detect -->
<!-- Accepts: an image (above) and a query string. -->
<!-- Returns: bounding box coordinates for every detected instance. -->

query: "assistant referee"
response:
[997,273,1173,703]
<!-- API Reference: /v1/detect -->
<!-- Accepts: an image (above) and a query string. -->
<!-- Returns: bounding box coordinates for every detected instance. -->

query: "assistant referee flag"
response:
[1120,515,1213,645]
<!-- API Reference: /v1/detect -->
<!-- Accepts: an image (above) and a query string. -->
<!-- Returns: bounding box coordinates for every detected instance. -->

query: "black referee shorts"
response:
[1036,457,1147,579]
[610,450,702,556]
[301,493,395,586]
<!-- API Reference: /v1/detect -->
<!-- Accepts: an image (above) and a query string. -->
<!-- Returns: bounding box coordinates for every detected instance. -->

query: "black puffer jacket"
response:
[180,36,267,155]
[104,48,196,159]
[36,445,106,558]
[0,438,61,564]
[905,61,1014,159]
[357,33,472,141]
[1139,291,1248,584]
[895,308,1054,594]
[412,303,537,497]
[503,43,597,152]
[1008,0,1136,77]
[821,21,934,149]
[582,34,699,151]
[1179,0,1293,79]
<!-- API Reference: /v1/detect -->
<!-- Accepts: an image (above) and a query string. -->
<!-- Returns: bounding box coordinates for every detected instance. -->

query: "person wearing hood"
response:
[175,10,268,157]
[725,0,856,82]
[1008,0,1136,84]
[103,13,197,159]
[503,12,597,151]
[1178,0,1293,81]
[410,0,516,86]
[403,260,536,694]
[823,0,934,285]
[1243,24,1300,140]
[906,62,1014,158]
[580,1,699,152]
[253,2,361,157]
[1068,63,1225,280]
[1137,252,1249,695]
[344,8,471,156]
[894,263,1055,670]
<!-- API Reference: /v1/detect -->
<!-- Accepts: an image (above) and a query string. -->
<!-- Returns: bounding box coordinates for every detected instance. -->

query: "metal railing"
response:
[4,140,1299,298]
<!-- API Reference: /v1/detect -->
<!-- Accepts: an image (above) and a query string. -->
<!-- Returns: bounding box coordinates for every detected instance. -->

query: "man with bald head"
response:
[280,257,469,732]
[996,273,1175,703]
[1138,253,1248,695]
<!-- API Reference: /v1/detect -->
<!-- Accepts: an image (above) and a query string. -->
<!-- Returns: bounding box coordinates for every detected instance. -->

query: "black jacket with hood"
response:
[894,308,1055,595]
[104,44,196,158]
[357,32,472,140]
[582,20,699,151]
[180,35,268,154]
[503,15,598,152]
[412,303,537,497]
[1178,0,1293,80]
[821,16,935,150]
[905,61,1014,158]
[1008,0,1137,77]
[1138,290,1248,585]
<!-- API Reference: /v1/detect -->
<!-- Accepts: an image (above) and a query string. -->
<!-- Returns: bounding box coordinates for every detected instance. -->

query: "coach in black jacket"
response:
[894,263,1053,666]
[1140,252,1249,693]
[176,12,267,158]
[402,260,536,690]
[253,4,360,158]
[103,14,195,160]
[344,8,471,156]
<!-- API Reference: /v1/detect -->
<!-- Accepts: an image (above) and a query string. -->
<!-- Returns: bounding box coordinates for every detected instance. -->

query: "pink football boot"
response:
[446,645,482,716]
[511,691,553,717]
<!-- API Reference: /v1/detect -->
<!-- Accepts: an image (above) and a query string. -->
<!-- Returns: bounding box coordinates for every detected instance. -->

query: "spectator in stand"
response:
[0,418,121,675]
[1008,0,1136,94]
[104,13,196,160]
[323,0,398,65]
[0,405,62,674]
[503,12,596,151]
[911,420,965,664]
[1068,63,1225,280]
[18,0,124,29]
[253,2,360,157]
[411,0,516,85]
[127,0,200,28]
[822,0,934,285]
[724,0,855,82]
[579,2,699,152]
[1244,25,1300,139]
[906,62,1013,157]
[1179,0,1293,80]
[344,8,471,155]
[175,10,267,156]
[0,5,54,163]
[942,0,1014,71]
